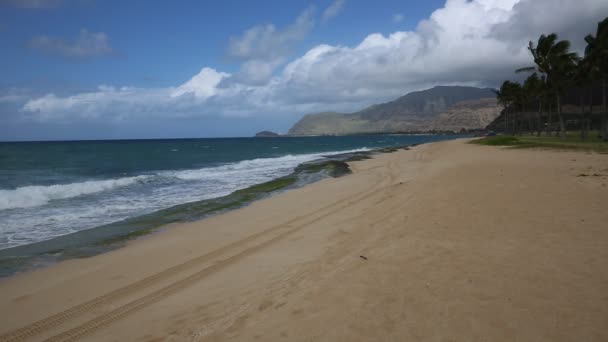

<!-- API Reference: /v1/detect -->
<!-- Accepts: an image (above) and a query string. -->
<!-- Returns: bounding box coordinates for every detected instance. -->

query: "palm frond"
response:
[516,66,536,73]
[551,40,571,55]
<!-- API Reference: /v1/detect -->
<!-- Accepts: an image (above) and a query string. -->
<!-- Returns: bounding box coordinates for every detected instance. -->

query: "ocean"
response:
[0,134,459,275]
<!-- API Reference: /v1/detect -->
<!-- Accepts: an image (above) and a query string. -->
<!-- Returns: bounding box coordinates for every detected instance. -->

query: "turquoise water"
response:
[0,134,460,275]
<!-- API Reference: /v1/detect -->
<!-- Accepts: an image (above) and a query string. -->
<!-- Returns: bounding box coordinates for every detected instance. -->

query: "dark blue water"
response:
[0,135,458,251]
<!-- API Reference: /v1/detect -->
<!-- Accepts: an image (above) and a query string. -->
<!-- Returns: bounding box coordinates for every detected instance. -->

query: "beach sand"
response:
[1,139,607,341]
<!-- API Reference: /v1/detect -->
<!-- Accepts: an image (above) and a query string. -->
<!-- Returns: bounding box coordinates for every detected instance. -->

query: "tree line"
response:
[493,17,608,140]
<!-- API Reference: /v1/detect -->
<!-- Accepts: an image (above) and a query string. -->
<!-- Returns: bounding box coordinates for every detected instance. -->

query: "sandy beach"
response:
[1,138,607,341]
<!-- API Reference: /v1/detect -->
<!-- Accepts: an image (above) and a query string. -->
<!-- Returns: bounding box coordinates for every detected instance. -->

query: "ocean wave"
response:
[0,148,369,213]
[168,154,319,181]
[0,176,150,211]
[165,149,369,181]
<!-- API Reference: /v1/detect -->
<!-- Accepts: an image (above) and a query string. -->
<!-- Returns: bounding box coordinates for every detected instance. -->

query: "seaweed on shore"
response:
[0,156,358,277]
[295,160,352,177]
[0,143,416,277]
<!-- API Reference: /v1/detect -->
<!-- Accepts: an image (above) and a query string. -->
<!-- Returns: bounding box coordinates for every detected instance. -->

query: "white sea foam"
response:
[0,147,370,249]
[0,176,149,210]
[167,149,368,182]
[1,149,370,212]
[169,155,311,181]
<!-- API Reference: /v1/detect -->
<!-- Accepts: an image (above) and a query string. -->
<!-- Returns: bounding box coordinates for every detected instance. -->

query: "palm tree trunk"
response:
[511,109,515,135]
[580,93,586,141]
[546,102,552,136]
[508,110,511,134]
[524,110,527,135]
[557,95,566,139]
[536,100,542,136]
[517,112,521,135]
[589,89,593,138]
[515,109,520,135]
[584,87,593,141]
[603,79,608,141]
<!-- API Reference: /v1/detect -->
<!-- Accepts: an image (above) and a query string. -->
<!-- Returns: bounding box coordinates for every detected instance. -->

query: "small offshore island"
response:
[254,130,282,137]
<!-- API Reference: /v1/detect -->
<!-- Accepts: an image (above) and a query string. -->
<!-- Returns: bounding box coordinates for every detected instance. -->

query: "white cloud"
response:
[226,7,315,85]
[322,0,346,23]
[490,0,604,51]
[18,0,608,124]
[29,29,113,59]
[393,13,404,23]
[171,68,230,98]
[227,7,315,61]
[0,88,30,103]
[225,58,286,86]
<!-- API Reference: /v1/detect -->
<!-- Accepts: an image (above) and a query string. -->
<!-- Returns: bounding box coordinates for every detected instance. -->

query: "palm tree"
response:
[573,58,595,140]
[522,73,545,135]
[585,17,608,140]
[517,33,579,139]
[495,80,523,134]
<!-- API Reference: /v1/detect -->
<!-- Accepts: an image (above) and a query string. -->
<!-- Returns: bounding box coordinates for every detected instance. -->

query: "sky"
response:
[1,0,607,141]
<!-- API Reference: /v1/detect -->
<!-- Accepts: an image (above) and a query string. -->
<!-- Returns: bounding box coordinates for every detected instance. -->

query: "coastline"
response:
[1,138,607,341]
[0,145,411,278]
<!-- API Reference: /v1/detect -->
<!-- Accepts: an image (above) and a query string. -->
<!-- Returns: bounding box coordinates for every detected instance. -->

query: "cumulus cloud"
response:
[225,59,286,86]
[21,86,196,122]
[0,88,30,103]
[171,68,230,98]
[29,29,113,59]
[18,0,608,125]
[226,6,315,85]
[322,0,346,23]
[227,7,315,61]
[490,0,604,51]
[392,13,404,23]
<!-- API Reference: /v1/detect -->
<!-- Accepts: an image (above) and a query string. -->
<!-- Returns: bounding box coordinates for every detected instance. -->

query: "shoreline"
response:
[1,134,462,262]
[0,145,412,278]
[1,139,607,341]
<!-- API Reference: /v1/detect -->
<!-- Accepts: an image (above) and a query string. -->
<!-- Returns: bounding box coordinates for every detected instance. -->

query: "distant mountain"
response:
[288,86,501,135]
[254,131,281,137]
[430,98,503,131]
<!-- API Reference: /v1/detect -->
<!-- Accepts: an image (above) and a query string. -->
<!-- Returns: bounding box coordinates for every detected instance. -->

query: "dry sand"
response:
[1,139,607,342]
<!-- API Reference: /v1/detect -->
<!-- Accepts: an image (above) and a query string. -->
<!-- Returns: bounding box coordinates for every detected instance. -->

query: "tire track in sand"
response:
[1,160,394,342]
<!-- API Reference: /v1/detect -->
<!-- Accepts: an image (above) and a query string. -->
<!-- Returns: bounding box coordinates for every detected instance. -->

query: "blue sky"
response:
[1,0,607,141]
[1,0,443,89]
